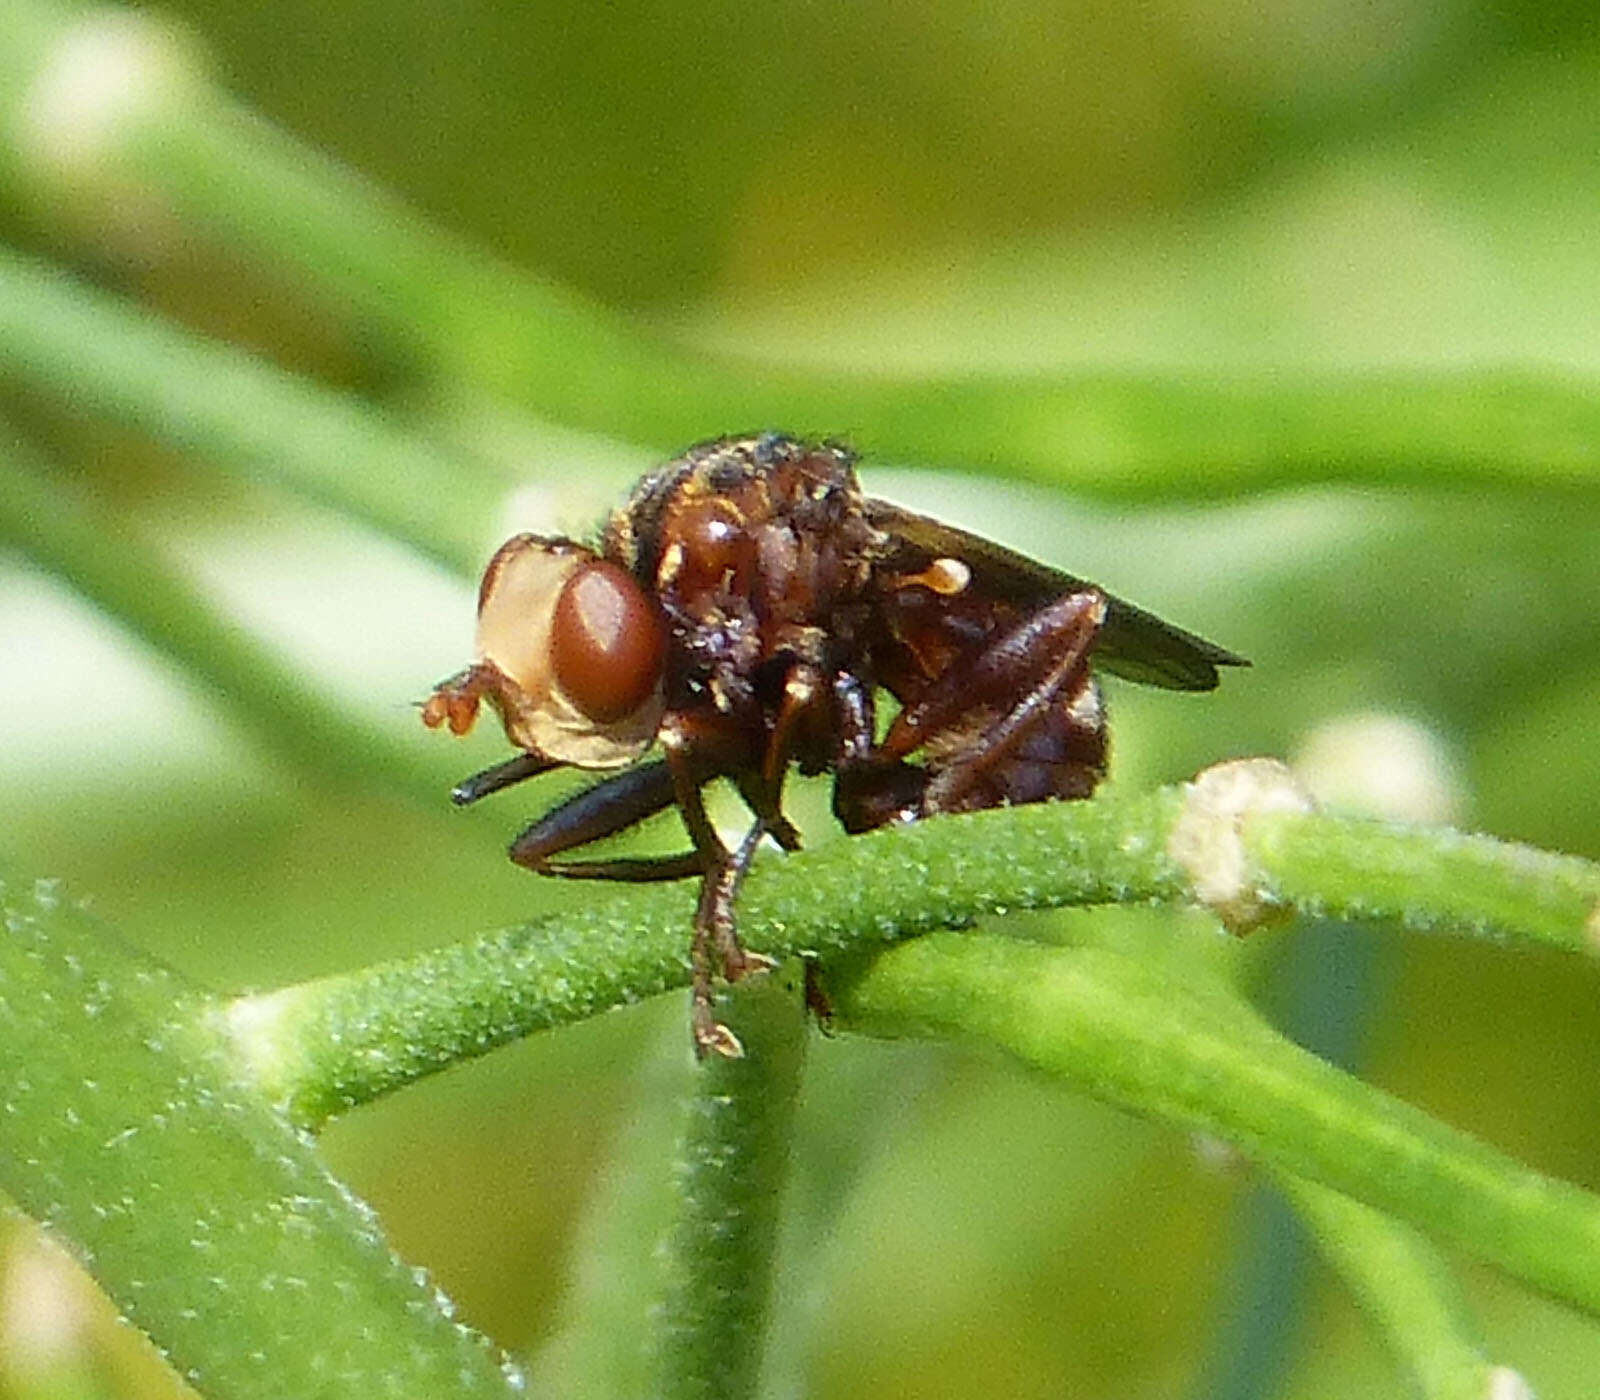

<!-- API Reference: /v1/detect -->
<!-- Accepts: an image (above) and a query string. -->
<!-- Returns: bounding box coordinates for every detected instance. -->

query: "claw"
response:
[691,995,746,1059]
[694,1019,746,1060]
[802,959,834,1031]
[724,948,779,984]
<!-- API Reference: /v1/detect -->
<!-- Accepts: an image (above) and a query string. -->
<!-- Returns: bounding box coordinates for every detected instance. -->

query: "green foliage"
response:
[0,876,520,1398]
[1,1,1599,1398]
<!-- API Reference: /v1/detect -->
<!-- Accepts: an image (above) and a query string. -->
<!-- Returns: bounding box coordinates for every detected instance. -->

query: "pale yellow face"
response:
[474,535,666,769]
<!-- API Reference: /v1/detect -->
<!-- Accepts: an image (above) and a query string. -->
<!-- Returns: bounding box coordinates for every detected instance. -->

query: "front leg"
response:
[452,750,559,806]
[686,820,774,1058]
[506,759,707,881]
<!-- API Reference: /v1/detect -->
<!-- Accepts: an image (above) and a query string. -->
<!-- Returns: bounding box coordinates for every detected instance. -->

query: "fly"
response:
[423,433,1247,1056]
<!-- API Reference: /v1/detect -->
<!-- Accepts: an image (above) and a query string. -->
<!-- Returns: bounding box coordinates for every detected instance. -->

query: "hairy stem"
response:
[223,778,1600,1129]
[649,972,808,1400]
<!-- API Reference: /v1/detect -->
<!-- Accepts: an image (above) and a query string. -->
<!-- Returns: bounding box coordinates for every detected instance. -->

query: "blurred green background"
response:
[2,0,1599,1396]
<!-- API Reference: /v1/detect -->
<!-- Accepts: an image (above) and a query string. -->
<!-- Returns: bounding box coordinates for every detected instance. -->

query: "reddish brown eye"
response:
[550,562,665,723]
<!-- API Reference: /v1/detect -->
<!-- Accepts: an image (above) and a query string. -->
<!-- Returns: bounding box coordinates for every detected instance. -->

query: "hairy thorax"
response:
[603,435,884,731]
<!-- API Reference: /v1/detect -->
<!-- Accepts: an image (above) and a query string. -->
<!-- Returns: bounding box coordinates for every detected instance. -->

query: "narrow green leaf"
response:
[1278,1175,1508,1400]
[0,248,501,577]
[824,933,1600,1321]
[0,874,522,1399]
[3,7,1600,502]
[0,427,463,807]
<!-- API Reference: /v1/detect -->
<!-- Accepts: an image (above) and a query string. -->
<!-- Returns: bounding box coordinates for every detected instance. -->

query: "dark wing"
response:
[864,498,1247,691]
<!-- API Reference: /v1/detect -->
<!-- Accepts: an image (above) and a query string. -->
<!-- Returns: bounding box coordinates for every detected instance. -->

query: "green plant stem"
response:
[4,5,1600,499]
[1276,1175,1501,1400]
[532,992,810,1400]
[0,426,469,809]
[224,787,1600,1129]
[823,931,1600,1319]
[14,780,1600,1378]
[0,247,502,577]
[208,783,1600,1325]
[649,972,807,1400]
[220,787,1185,1125]
[0,874,520,1400]
[1251,811,1600,950]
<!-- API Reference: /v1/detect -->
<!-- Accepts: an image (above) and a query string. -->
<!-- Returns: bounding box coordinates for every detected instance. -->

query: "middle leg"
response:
[687,819,773,1058]
[663,718,785,1057]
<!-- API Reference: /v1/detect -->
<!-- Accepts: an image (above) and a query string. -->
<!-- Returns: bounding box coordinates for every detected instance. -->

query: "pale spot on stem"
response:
[1168,757,1315,934]
[215,987,303,1097]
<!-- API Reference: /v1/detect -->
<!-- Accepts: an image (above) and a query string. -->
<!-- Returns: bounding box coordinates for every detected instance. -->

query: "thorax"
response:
[603,434,884,724]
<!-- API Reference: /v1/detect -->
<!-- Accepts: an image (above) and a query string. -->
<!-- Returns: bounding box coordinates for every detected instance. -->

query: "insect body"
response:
[423,433,1246,1056]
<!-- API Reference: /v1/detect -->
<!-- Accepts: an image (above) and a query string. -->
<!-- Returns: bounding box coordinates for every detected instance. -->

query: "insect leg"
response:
[451,751,560,806]
[831,669,875,768]
[508,760,704,880]
[832,759,931,833]
[734,770,803,851]
[921,593,1108,814]
[732,660,825,852]
[834,591,1107,829]
[764,662,823,786]
[688,819,772,1058]
[663,725,728,864]
[830,670,933,833]
[880,590,1107,760]
[663,725,780,1057]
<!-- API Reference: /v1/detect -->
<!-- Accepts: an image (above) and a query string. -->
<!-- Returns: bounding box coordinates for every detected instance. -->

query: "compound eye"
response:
[550,562,665,723]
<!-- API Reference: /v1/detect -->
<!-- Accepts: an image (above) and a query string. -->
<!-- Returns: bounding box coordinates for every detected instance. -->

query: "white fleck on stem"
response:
[214,986,308,1105]
[1167,757,1315,934]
